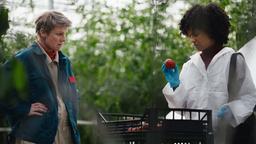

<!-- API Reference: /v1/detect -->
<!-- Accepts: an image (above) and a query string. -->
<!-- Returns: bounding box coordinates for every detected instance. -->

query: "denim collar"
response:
[30,42,68,65]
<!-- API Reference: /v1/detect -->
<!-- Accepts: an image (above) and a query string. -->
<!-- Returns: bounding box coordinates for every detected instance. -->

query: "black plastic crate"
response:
[97,108,214,144]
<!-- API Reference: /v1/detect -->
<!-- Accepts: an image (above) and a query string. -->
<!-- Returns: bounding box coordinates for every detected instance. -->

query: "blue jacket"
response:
[3,42,80,144]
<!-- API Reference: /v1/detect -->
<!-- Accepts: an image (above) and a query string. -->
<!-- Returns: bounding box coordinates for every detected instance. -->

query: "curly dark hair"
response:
[179,3,230,45]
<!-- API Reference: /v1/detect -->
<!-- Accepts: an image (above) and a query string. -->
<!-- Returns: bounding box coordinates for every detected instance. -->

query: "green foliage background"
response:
[0,0,256,143]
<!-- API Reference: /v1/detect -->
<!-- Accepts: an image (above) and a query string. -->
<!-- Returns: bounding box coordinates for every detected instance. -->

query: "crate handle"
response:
[98,112,108,122]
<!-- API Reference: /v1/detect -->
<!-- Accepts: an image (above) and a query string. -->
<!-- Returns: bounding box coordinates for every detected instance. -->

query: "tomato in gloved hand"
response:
[165,59,176,69]
[162,59,180,88]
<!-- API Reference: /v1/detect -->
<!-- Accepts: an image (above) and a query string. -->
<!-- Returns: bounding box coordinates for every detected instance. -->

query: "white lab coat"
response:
[162,47,256,143]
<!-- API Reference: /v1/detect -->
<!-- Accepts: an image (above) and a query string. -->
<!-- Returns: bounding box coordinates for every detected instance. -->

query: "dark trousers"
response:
[225,111,256,144]
[231,113,256,144]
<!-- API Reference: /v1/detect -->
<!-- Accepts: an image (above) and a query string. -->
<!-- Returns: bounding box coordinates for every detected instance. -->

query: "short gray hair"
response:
[35,11,71,33]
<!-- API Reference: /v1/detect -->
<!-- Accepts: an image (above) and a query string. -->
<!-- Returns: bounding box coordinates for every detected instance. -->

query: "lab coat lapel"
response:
[190,52,207,76]
[189,47,234,75]
[209,47,234,69]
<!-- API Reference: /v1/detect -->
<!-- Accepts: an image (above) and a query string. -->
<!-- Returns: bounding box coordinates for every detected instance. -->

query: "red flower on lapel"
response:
[69,76,76,83]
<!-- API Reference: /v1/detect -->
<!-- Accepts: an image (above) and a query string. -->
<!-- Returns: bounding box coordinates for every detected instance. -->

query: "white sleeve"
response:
[227,54,256,127]
[162,63,189,108]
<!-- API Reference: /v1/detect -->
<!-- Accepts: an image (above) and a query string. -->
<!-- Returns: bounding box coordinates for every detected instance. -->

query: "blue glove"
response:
[161,63,180,88]
[217,105,229,119]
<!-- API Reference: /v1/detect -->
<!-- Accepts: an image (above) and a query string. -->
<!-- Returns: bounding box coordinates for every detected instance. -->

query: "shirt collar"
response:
[36,41,59,64]
[190,47,234,64]
[189,47,234,73]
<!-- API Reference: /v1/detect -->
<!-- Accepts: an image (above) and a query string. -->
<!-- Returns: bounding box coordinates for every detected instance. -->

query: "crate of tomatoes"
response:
[97,108,214,144]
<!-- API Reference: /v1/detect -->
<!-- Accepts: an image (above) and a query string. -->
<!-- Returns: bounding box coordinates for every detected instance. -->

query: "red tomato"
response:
[165,59,176,69]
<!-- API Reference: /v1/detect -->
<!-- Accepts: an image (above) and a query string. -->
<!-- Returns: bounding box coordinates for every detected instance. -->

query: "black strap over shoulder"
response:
[227,52,256,144]
[228,52,244,101]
